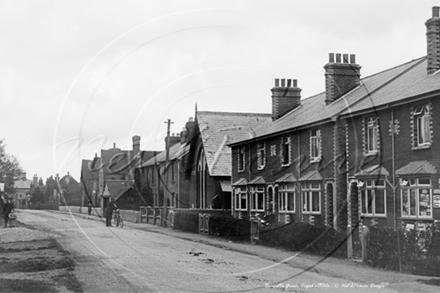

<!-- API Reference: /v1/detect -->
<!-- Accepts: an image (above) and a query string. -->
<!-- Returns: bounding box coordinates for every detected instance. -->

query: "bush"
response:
[259,222,346,258]
[172,212,199,233]
[368,224,440,277]
[209,215,251,241]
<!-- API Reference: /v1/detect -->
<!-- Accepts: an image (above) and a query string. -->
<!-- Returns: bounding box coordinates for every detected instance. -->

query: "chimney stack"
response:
[132,135,141,153]
[165,133,181,149]
[426,6,440,74]
[271,78,301,121]
[324,53,361,105]
[185,117,196,144]
[33,174,38,188]
[180,127,188,144]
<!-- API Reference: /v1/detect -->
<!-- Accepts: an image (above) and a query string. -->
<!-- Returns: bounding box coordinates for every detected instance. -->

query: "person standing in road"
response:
[3,197,14,228]
[104,197,117,227]
[88,201,93,216]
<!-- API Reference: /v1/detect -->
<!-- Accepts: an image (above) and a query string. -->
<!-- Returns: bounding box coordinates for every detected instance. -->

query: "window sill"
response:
[412,144,431,150]
[302,211,321,215]
[238,169,245,173]
[310,157,321,163]
[361,214,387,218]
[281,163,291,167]
[257,166,266,171]
[279,210,295,214]
[363,151,379,156]
[401,215,433,219]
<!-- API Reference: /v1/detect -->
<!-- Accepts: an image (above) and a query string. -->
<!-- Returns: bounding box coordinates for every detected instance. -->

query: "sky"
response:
[0,0,438,182]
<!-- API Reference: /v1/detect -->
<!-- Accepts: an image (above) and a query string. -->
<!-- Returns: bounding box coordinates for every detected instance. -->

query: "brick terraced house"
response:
[229,7,440,253]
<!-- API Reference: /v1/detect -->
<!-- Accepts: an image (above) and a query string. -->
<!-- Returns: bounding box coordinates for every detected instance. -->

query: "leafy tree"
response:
[45,176,57,202]
[0,139,24,194]
[31,186,44,205]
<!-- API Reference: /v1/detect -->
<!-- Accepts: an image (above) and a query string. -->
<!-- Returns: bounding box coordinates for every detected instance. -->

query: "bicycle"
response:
[113,210,124,228]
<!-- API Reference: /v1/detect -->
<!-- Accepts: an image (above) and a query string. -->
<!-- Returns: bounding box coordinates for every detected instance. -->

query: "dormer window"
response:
[310,129,321,162]
[412,105,432,149]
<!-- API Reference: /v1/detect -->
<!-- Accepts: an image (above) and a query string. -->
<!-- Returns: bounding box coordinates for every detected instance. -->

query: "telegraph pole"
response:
[162,119,174,226]
[164,119,174,166]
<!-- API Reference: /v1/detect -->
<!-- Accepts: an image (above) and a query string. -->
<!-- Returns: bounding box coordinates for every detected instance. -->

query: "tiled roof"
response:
[299,170,322,181]
[14,178,32,189]
[232,178,247,186]
[141,143,189,167]
[396,161,437,175]
[197,111,272,177]
[105,180,134,201]
[233,57,436,143]
[60,174,79,185]
[219,180,232,192]
[275,173,297,183]
[81,160,94,180]
[101,149,134,175]
[338,57,440,115]
[248,176,266,185]
[355,165,390,177]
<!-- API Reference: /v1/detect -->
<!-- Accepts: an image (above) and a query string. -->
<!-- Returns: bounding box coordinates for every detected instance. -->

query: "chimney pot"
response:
[275,78,279,87]
[433,6,439,17]
[271,77,301,120]
[329,53,335,63]
[343,54,349,63]
[350,54,356,64]
[336,53,341,63]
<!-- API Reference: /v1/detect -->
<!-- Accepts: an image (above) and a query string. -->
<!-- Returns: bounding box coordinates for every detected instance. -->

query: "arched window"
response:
[197,148,207,208]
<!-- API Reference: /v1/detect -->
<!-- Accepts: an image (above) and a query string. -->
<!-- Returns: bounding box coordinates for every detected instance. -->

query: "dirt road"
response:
[6,209,440,292]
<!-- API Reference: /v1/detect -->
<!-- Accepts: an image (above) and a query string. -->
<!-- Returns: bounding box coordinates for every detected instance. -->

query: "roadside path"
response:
[9,210,440,292]
[53,210,440,293]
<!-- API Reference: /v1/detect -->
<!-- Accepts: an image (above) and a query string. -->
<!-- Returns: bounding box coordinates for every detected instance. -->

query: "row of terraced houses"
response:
[81,7,440,241]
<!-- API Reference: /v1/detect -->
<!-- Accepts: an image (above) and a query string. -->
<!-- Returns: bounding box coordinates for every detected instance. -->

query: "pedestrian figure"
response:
[104,197,117,227]
[88,201,92,216]
[3,198,14,228]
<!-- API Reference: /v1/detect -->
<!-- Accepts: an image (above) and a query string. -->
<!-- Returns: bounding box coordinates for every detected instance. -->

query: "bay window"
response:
[302,182,321,214]
[234,186,247,211]
[250,186,265,211]
[401,177,432,218]
[279,183,295,212]
[359,179,386,217]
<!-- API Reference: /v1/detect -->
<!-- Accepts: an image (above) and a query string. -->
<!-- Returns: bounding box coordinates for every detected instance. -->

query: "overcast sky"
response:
[0,0,438,182]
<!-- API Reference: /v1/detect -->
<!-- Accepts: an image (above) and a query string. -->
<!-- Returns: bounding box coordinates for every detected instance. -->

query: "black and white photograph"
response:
[1,0,440,292]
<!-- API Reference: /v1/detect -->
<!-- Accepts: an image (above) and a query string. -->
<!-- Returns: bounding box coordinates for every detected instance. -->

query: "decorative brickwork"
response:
[410,103,433,150]
[333,119,348,231]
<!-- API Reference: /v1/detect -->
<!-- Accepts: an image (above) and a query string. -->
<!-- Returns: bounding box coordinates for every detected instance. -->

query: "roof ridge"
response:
[338,57,426,116]
[299,57,426,103]
[197,110,271,117]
